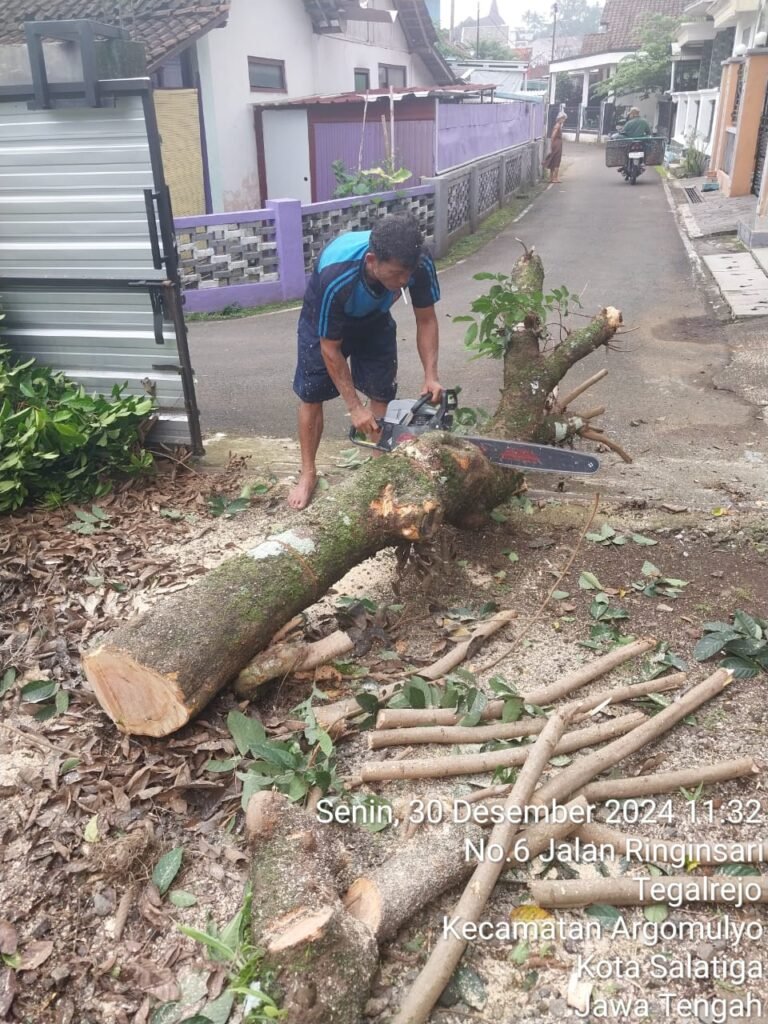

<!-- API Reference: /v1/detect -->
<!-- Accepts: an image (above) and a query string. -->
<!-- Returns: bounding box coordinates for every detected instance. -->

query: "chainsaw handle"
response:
[410,388,458,423]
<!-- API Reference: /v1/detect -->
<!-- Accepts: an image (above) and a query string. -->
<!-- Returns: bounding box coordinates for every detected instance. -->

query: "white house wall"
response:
[197,0,435,211]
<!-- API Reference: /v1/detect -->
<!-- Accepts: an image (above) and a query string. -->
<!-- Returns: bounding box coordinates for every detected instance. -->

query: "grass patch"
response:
[186,298,302,322]
[436,179,549,270]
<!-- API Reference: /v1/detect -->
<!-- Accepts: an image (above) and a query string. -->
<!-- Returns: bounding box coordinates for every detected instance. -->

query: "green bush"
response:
[0,347,155,513]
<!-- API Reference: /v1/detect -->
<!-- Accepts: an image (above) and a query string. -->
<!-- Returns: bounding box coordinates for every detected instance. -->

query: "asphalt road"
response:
[187,144,766,506]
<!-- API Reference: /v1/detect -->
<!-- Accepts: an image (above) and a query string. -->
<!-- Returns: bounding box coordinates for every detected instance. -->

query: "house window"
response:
[248,57,286,92]
[379,64,407,88]
[354,68,370,91]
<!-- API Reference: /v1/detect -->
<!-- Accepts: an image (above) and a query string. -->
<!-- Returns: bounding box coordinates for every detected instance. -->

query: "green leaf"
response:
[464,323,479,346]
[153,847,184,895]
[169,890,198,908]
[59,757,80,775]
[0,667,16,698]
[641,561,660,577]
[502,549,519,563]
[693,632,732,662]
[549,754,572,767]
[151,1003,183,1024]
[734,609,762,640]
[20,679,57,703]
[643,903,669,923]
[716,862,761,876]
[226,709,266,755]
[501,696,524,723]
[578,571,603,590]
[205,758,239,773]
[630,533,658,546]
[584,904,622,925]
[720,656,761,679]
[197,991,235,1024]
[551,591,570,601]
[84,815,100,843]
[54,689,69,715]
[179,925,236,963]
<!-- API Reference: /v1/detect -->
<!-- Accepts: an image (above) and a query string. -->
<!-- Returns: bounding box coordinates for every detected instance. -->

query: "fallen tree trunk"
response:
[531,876,768,908]
[344,796,589,943]
[246,790,378,1023]
[82,250,624,736]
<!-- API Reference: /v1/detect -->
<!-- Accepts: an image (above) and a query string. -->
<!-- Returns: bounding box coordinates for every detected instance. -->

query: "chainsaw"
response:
[349,389,599,475]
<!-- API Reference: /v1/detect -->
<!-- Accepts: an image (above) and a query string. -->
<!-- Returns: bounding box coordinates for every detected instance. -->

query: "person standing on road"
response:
[544,112,567,184]
[287,213,442,510]
[621,108,652,138]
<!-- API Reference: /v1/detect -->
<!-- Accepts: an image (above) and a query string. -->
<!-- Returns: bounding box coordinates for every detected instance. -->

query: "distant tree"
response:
[592,15,679,98]
[523,0,602,37]
[476,38,523,60]
[554,72,583,103]
[435,26,470,59]
[522,8,547,35]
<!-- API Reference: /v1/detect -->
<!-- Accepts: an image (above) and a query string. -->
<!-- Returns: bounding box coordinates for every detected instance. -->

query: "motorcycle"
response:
[607,131,648,185]
[621,146,646,185]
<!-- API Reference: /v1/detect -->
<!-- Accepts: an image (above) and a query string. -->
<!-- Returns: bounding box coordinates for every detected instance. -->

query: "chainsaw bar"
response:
[462,436,599,475]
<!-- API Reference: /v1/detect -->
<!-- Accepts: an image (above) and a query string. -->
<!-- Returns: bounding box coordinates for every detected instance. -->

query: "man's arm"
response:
[413,304,442,401]
[319,338,380,434]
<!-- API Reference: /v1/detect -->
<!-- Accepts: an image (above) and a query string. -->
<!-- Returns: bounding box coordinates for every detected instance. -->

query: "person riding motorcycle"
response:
[621,107,652,138]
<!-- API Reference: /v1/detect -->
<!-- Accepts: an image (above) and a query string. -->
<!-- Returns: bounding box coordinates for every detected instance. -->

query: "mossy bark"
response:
[83,437,523,735]
[83,251,622,737]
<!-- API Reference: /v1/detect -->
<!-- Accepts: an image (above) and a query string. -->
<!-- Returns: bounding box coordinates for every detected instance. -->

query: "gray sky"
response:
[440,0,559,31]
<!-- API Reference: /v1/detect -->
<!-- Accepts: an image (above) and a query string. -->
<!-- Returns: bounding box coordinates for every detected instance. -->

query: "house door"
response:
[262,109,312,203]
[751,82,768,197]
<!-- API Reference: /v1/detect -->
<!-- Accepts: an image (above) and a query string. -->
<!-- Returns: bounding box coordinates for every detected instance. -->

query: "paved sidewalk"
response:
[671,176,757,238]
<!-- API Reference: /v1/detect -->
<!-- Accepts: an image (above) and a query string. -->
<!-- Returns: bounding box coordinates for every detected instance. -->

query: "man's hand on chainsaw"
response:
[350,404,381,438]
[421,379,443,403]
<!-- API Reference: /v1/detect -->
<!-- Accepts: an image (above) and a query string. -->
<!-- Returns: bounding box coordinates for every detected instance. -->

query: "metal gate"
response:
[752,82,768,197]
[0,20,202,452]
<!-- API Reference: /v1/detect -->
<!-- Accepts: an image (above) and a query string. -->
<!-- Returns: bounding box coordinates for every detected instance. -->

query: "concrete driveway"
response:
[187,144,767,507]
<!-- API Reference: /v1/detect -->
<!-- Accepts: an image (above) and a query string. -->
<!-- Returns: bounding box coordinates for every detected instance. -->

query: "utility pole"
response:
[476,0,481,55]
[450,0,455,42]
[550,2,559,62]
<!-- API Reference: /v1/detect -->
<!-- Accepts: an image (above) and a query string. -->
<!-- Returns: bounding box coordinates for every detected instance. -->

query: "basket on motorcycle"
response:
[605,137,665,167]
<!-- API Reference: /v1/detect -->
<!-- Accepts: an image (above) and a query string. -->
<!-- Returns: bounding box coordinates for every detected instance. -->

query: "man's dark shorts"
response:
[293,315,397,404]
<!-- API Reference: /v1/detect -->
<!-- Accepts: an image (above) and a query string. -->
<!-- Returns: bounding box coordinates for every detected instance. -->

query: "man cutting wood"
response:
[287,212,442,509]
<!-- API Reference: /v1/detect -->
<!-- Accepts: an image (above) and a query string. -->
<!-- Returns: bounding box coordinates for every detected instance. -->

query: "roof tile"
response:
[581,0,689,55]
[0,0,230,69]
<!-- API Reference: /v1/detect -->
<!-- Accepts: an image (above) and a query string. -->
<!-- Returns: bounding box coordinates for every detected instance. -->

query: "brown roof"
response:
[0,1,230,69]
[580,0,688,55]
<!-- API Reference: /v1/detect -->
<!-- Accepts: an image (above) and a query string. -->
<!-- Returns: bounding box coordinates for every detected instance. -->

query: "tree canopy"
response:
[592,15,679,98]
[523,0,602,37]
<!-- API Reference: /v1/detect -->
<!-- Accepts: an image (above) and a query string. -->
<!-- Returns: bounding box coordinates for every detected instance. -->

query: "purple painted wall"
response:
[437,102,537,172]
[312,119,435,201]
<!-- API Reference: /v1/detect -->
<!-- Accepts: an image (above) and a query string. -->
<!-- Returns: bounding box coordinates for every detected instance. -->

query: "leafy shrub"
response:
[0,347,155,512]
[332,160,412,198]
[694,611,768,678]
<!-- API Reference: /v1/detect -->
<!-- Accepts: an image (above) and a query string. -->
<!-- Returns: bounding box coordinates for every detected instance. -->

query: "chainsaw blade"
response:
[464,437,599,474]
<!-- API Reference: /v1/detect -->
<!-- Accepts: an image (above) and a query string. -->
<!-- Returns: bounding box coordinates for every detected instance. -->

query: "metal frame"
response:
[2,26,204,454]
[24,19,126,109]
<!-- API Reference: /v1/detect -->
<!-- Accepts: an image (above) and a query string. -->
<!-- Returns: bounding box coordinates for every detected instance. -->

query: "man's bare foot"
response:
[287,471,317,510]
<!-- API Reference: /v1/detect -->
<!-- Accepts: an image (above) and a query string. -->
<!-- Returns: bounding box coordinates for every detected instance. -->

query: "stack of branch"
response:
[246,630,757,1024]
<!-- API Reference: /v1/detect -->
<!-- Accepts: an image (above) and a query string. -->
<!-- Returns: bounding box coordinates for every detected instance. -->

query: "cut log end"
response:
[82,647,188,737]
[264,907,336,953]
[343,878,382,936]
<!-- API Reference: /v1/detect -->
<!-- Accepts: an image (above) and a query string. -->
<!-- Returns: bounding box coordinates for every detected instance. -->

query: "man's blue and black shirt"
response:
[299,230,440,340]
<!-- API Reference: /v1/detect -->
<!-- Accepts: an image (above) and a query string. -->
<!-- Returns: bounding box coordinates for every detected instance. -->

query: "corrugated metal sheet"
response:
[0,93,195,447]
[437,101,534,172]
[312,119,435,201]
